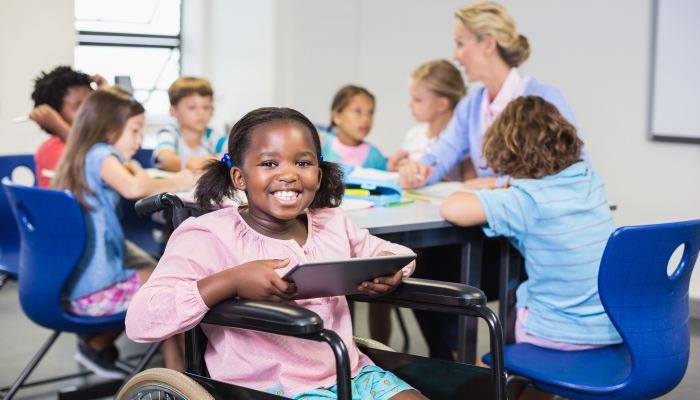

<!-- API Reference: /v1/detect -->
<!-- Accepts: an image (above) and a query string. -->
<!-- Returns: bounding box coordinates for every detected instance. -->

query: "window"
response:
[74,0,181,123]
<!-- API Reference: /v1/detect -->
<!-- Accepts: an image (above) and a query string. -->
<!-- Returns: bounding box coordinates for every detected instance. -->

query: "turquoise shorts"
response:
[265,365,416,400]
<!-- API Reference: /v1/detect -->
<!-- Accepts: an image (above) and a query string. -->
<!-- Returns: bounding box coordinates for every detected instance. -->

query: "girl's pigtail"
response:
[194,158,237,209]
[309,160,345,209]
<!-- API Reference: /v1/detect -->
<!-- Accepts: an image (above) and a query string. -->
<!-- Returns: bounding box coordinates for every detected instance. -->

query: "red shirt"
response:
[35,135,65,188]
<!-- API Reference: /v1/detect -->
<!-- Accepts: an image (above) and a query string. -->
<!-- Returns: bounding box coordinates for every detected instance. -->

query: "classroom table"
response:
[344,200,519,363]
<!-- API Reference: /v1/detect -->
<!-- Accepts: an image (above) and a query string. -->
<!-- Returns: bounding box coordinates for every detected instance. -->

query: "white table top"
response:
[344,201,453,234]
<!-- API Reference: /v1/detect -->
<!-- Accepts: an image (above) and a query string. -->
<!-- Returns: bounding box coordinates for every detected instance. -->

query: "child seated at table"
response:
[52,86,194,378]
[30,66,108,187]
[152,77,227,172]
[319,85,387,170]
[126,107,425,400]
[386,60,475,181]
[440,95,622,351]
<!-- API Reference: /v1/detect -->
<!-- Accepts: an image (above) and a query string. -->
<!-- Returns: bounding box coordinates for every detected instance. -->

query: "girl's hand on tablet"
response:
[358,251,403,296]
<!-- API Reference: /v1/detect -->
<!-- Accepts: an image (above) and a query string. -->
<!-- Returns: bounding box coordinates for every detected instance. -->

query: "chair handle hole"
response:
[667,243,688,280]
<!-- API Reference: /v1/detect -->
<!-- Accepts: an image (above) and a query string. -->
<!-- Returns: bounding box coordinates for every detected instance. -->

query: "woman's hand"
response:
[462,176,497,190]
[386,150,408,172]
[358,251,403,296]
[399,160,433,189]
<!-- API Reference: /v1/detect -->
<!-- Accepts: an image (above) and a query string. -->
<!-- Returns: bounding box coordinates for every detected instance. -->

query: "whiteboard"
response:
[650,0,700,143]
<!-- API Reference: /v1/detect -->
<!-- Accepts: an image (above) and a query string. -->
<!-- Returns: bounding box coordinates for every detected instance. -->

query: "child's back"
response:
[441,96,621,348]
[475,162,619,344]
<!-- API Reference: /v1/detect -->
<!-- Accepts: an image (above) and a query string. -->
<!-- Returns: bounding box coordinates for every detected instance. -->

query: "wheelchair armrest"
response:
[349,277,486,307]
[201,299,324,335]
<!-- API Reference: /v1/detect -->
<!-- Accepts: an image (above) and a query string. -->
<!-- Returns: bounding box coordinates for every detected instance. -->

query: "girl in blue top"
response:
[320,85,387,170]
[441,96,621,351]
[399,2,591,190]
[52,86,195,378]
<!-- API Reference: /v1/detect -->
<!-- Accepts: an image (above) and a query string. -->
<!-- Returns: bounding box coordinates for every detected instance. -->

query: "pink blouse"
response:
[125,206,415,395]
[480,67,532,131]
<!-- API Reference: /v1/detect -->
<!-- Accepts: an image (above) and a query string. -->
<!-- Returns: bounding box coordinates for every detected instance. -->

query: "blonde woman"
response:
[387,60,476,181]
[399,1,591,190]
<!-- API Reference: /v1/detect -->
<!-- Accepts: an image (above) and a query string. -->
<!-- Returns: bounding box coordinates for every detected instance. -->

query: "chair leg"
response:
[1,331,61,400]
[394,307,410,353]
[115,341,162,395]
[0,272,9,290]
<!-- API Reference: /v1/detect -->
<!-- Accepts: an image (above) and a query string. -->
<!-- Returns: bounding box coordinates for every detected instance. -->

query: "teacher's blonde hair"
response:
[455,2,530,68]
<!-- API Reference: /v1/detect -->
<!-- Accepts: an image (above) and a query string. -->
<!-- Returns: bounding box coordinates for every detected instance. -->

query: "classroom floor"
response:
[1,279,699,399]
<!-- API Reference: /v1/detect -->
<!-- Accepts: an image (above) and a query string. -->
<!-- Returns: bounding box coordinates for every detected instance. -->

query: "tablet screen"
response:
[282,254,416,300]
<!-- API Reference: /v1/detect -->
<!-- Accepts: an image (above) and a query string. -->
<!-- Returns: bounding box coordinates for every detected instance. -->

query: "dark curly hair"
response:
[195,107,345,210]
[31,66,92,128]
[482,96,583,179]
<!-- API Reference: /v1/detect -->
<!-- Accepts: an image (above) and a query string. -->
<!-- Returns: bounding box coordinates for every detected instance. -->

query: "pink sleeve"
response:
[342,212,416,277]
[125,224,231,343]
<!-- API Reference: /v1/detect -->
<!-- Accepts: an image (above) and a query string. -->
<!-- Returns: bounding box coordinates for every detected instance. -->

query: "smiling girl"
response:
[320,85,387,170]
[52,86,194,378]
[125,107,425,400]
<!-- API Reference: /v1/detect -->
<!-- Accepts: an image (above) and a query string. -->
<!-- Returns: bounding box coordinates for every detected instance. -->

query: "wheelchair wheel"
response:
[117,368,214,400]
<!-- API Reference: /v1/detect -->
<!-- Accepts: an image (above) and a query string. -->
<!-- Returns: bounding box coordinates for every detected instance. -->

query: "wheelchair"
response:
[116,193,507,400]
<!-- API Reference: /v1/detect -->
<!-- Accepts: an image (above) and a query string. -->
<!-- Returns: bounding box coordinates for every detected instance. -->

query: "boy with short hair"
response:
[31,66,106,187]
[152,77,226,172]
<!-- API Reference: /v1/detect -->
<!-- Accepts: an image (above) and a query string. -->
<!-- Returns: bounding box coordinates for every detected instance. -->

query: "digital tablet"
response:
[282,254,416,300]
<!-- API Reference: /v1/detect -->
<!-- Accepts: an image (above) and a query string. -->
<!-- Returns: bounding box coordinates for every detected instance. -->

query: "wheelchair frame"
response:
[118,193,506,400]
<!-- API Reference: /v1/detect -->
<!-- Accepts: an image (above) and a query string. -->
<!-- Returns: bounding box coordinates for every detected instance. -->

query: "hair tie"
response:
[221,153,233,169]
[320,155,324,162]
[129,96,137,103]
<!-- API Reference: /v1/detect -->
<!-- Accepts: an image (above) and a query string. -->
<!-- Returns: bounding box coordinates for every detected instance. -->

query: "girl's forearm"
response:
[197,268,237,308]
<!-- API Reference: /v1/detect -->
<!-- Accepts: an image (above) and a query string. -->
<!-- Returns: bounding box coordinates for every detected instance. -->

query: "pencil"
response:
[181,156,187,171]
[402,193,432,203]
[386,199,415,207]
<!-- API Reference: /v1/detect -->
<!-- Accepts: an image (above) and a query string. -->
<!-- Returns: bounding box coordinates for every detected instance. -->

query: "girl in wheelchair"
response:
[126,107,428,400]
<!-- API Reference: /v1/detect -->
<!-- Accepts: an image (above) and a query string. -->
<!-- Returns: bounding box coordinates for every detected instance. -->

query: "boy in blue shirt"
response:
[152,77,226,172]
[441,96,621,349]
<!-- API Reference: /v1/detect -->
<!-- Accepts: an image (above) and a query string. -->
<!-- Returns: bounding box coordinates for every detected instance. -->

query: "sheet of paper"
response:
[347,167,399,182]
[145,168,176,179]
[412,181,473,199]
[340,198,375,212]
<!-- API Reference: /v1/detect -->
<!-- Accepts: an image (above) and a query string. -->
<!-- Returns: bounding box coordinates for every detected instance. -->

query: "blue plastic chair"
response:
[483,219,700,399]
[0,154,36,288]
[1,178,158,400]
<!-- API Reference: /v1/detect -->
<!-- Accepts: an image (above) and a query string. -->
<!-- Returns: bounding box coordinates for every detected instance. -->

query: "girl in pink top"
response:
[125,107,425,400]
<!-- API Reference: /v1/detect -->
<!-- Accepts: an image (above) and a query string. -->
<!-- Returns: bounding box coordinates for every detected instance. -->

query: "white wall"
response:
[0,0,75,156]
[181,0,276,134]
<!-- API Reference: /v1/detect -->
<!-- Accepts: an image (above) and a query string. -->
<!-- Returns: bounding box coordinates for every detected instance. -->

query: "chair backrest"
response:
[132,148,153,169]
[0,154,36,277]
[2,178,125,332]
[599,219,700,399]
